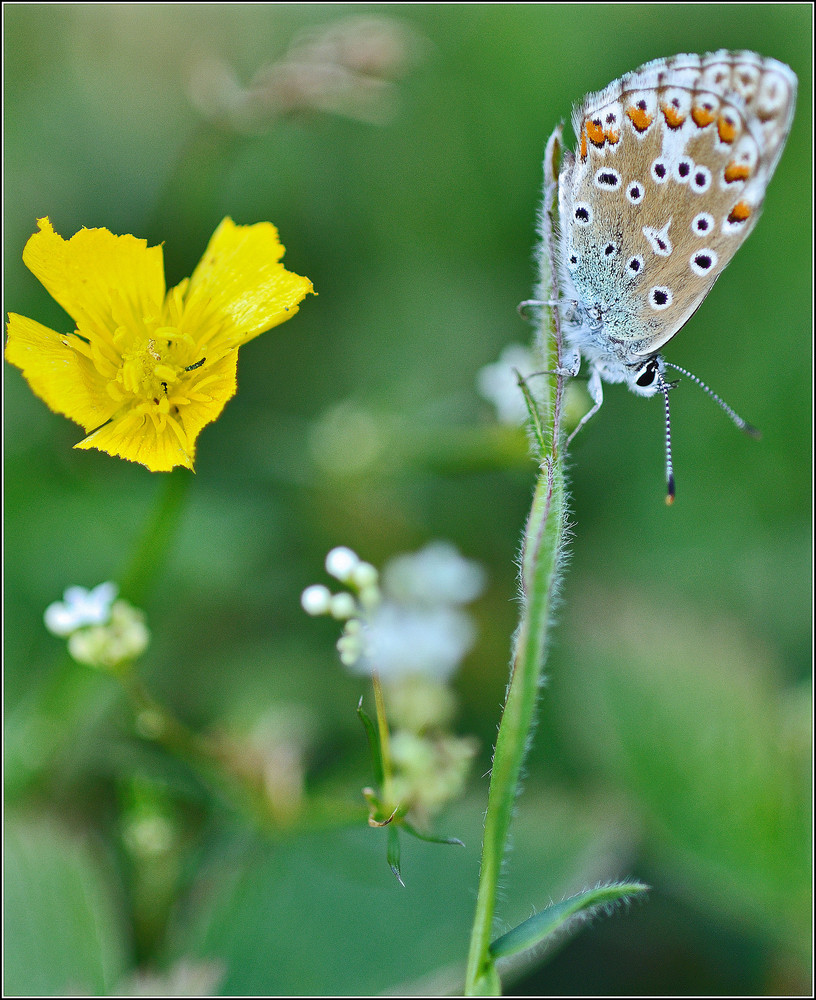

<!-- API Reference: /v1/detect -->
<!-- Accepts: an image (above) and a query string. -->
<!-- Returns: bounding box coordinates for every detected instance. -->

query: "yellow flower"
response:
[5,217,313,471]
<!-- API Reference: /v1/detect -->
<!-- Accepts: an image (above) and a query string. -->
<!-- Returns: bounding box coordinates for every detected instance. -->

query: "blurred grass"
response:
[4,4,811,996]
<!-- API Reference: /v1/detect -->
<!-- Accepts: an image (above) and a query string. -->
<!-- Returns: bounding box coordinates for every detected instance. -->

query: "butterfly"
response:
[540,51,796,501]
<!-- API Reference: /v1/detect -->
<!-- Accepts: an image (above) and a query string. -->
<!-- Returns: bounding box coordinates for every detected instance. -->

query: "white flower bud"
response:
[357,584,381,611]
[337,638,362,666]
[351,561,379,589]
[325,546,360,581]
[329,592,358,620]
[300,584,332,615]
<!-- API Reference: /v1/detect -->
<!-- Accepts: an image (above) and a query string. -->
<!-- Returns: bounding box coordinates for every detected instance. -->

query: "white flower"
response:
[65,600,150,670]
[476,343,537,424]
[349,602,476,681]
[383,541,486,607]
[328,591,358,620]
[44,582,118,636]
[304,541,486,682]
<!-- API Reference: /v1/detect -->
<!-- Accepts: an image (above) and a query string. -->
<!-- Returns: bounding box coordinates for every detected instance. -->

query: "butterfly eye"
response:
[635,360,659,387]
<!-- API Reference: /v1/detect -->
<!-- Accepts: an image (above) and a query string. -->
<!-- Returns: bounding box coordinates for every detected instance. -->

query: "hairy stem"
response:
[465,127,568,996]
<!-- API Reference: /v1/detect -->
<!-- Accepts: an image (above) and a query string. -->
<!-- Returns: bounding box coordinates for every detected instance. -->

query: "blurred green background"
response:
[4,4,811,996]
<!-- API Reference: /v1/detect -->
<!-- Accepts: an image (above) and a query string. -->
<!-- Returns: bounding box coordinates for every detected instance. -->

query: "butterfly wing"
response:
[561,51,796,355]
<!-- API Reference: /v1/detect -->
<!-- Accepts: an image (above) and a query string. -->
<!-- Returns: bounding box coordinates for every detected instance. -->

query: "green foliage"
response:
[555,591,812,962]
[4,816,128,996]
[160,790,624,995]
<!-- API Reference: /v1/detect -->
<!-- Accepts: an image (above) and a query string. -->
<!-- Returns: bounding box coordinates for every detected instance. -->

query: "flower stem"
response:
[465,127,568,996]
[120,468,192,607]
[116,663,291,831]
[372,670,395,806]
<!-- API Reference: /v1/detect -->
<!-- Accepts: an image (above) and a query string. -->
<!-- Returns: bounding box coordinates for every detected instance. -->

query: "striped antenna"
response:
[656,372,676,505]
[664,362,760,438]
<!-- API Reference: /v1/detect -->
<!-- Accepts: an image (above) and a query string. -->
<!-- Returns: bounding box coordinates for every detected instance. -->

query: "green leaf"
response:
[4,814,129,996]
[489,882,649,960]
[401,819,465,847]
[166,790,625,996]
[357,696,385,788]
[515,370,546,457]
[387,823,405,886]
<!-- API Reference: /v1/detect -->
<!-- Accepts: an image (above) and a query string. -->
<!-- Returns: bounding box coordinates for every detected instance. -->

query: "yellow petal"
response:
[74,350,239,472]
[5,313,119,431]
[75,410,195,472]
[22,217,166,336]
[180,218,314,348]
[165,349,239,450]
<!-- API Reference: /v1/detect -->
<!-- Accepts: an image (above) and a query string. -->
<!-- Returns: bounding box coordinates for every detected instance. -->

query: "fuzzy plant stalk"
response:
[464,127,570,996]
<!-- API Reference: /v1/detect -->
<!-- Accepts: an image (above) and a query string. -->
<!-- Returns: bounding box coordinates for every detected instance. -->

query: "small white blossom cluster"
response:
[44,583,149,671]
[303,543,485,819]
[302,542,485,681]
[301,546,381,669]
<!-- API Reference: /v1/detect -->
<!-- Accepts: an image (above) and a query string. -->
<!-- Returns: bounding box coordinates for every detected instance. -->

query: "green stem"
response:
[372,671,395,807]
[116,663,287,831]
[116,667,212,765]
[119,468,192,606]
[465,127,567,996]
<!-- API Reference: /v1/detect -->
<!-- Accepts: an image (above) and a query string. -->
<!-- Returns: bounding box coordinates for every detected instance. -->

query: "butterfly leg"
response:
[565,364,603,446]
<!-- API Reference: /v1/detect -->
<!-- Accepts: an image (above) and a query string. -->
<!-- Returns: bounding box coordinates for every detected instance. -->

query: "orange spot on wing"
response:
[626,105,652,132]
[724,162,751,183]
[579,128,588,160]
[691,104,716,128]
[717,116,738,143]
[727,201,751,223]
[605,129,619,145]
[585,118,605,146]
[661,104,685,129]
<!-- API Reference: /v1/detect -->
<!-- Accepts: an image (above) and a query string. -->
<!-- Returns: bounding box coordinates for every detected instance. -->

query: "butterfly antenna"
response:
[664,362,760,438]
[657,373,676,505]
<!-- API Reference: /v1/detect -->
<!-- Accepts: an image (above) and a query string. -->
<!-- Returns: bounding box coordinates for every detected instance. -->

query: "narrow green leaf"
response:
[387,824,405,887]
[489,882,649,961]
[401,819,465,847]
[356,697,385,788]
[515,370,546,457]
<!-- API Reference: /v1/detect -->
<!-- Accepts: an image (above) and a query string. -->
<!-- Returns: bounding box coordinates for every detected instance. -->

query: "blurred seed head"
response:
[213,706,315,825]
[188,17,428,131]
